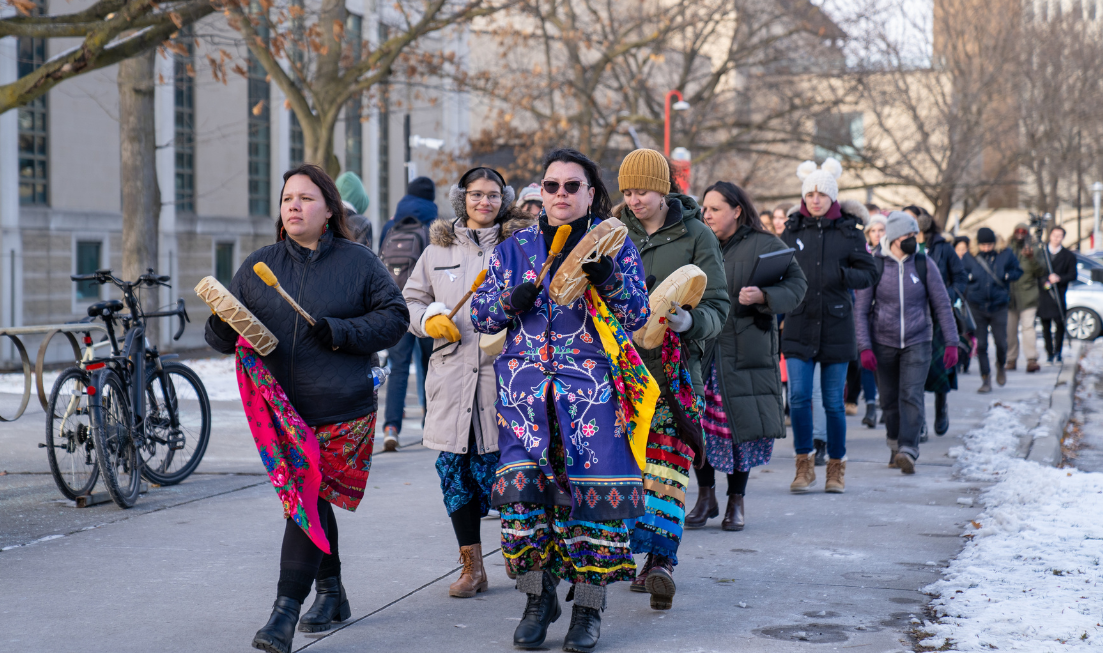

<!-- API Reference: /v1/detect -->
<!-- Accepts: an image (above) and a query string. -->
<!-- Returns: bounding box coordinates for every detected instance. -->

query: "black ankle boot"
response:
[563,605,602,653]
[514,571,561,649]
[862,402,877,428]
[813,440,827,466]
[298,576,351,633]
[934,392,949,435]
[252,596,301,653]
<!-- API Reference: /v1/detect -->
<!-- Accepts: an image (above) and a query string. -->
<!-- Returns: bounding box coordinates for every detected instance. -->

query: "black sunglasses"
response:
[542,180,589,195]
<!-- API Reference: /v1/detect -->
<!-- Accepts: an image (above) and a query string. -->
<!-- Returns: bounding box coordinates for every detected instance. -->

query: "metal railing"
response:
[0,323,110,422]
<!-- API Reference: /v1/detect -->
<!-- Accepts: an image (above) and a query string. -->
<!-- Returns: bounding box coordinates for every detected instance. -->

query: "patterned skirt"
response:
[436,449,500,516]
[702,364,774,474]
[629,397,695,564]
[500,410,635,585]
[314,413,377,511]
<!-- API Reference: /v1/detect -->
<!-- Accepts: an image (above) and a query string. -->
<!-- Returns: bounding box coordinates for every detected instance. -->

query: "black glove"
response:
[309,318,334,348]
[645,275,657,291]
[581,255,615,285]
[506,282,540,314]
[207,313,237,343]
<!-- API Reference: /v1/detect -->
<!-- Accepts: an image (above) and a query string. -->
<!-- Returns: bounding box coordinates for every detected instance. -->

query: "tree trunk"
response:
[118,51,160,342]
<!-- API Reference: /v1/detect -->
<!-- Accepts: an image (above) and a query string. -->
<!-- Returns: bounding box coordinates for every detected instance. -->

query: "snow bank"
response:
[0,356,242,403]
[922,351,1103,651]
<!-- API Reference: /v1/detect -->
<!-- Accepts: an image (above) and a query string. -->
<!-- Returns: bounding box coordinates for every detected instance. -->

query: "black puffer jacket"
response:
[780,200,878,364]
[205,230,409,425]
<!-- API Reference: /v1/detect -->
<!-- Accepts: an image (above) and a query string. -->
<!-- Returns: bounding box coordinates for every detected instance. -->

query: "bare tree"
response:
[0,0,214,113]
[221,0,504,176]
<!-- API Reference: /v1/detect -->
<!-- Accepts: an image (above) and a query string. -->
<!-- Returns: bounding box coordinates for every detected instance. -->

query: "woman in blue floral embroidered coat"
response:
[471,148,651,651]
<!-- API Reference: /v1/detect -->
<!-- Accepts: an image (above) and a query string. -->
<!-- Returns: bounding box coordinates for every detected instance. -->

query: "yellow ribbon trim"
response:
[645,464,690,488]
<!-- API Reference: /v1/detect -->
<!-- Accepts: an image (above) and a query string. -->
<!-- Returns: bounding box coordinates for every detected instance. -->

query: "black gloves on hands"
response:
[581,255,615,286]
[309,318,334,348]
[507,282,540,314]
[207,313,237,343]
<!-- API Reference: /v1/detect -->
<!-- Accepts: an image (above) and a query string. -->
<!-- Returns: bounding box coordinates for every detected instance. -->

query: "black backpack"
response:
[379,216,429,290]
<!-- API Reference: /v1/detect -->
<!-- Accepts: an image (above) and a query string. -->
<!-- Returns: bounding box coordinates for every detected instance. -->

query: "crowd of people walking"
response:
[205,148,1077,653]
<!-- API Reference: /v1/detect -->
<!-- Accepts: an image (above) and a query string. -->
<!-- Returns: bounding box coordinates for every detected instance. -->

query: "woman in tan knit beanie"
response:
[614,148,731,610]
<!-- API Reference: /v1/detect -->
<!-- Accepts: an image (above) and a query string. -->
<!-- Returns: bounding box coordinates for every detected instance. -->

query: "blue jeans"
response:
[812,364,826,443]
[861,368,878,404]
[788,358,848,459]
[383,332,432,432]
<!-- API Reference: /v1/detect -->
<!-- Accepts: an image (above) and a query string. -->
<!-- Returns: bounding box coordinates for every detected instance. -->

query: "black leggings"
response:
[277,497,340,602]
[694,460,750,496]
[448,426,483,548]
[1040,318,1066,358]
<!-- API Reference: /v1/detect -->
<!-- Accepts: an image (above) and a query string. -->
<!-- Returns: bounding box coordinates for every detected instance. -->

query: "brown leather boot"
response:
[790,453,816,493]
[630,553,653,593]
[996,365,1007,386]
[978,375,992,393]
[1005,359,1016,371]
[449,543,488,598]
[1026,359,1040,373]
[721,494,745,531]
[825,459,846,493]
[684,486,718,528]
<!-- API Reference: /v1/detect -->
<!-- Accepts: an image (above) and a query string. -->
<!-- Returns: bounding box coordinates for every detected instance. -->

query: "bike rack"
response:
[0,323,110,422]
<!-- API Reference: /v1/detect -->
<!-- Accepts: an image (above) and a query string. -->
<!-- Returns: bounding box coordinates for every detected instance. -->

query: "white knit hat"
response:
[516,183,542,206]
[796,157,843,202]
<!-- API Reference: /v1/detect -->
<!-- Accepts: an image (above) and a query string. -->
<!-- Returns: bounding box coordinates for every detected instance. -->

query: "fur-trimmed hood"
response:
[448,183,517,222]
[429,207,535,248]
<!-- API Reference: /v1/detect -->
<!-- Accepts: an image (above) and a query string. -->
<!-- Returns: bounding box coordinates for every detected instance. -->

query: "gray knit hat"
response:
[885,211,919,245]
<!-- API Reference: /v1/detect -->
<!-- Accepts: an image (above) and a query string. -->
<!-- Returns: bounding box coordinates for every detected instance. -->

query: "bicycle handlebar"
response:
[143,299,191,341]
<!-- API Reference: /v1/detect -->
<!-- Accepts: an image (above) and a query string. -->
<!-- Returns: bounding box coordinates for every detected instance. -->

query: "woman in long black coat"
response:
[1037,225,1077,363]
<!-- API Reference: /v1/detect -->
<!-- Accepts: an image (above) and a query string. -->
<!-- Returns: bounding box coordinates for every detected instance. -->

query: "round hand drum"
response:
[632,265,707,349]
[549,217,628,305]
[195,276,279,356]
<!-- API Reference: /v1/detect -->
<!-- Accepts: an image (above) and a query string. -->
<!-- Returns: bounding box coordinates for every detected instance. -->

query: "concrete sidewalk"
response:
[0,359,1060,652]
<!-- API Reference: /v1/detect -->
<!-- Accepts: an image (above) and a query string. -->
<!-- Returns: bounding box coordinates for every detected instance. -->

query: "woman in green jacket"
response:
[615,148,731,610]
[686,181,807,531]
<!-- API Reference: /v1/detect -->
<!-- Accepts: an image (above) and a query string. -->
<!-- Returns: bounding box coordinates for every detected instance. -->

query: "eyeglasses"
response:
[541,180,588,195]
[466,191,502,203]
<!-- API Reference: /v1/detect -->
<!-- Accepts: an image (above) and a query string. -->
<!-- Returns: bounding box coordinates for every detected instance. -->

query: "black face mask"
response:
[900,237,918,255]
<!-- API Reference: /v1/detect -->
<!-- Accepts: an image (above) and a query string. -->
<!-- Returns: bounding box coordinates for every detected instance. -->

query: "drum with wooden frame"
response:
[548,217,629,305]
[194,276,279,355]
[632,265,707,349]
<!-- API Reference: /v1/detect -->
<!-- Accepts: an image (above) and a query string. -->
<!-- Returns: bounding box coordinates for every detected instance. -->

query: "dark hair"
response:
[902,205,922,217]
[865,203,881,213]
[665,157,681,195]
[459,166,507,191]
[541,148,611,218]
[703,181,769,234]
[1050,225,1067,237]
[954,235,971,246]
[276,164,350,241]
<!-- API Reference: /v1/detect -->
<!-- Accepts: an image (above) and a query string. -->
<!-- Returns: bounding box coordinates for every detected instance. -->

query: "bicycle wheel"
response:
[90,368,141,508]
[141,362,211,485]
[45,367,99,499]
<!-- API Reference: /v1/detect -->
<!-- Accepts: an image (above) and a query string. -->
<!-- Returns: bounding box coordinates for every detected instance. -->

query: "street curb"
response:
[1026,340,1083,466]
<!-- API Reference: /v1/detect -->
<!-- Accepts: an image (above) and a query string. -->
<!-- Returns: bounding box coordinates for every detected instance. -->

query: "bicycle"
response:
[67,269,211,508]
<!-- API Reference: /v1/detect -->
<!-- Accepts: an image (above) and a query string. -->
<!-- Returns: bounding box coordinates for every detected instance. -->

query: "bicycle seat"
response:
[88,300,125,318]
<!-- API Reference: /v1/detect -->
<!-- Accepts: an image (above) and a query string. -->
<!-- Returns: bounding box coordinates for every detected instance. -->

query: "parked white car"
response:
[1063,253,1103,340]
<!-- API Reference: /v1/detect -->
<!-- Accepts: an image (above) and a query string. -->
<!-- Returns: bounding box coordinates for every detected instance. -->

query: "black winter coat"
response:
[962,249,1023,313]
[1037,247,1077,320]
[779,201,878,364]
[925,233,967,298]
[204,230,409,425]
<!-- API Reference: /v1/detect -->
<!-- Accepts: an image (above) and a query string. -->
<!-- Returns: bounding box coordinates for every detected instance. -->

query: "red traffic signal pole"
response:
[664,89,684,157]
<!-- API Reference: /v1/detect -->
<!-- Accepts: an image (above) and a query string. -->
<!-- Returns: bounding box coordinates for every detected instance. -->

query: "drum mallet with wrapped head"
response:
[535,225,572,287]
[445,269,488,320]
[253,262,316,326]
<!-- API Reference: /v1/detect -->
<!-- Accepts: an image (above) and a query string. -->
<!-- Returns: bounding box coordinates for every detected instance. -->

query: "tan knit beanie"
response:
[618,149,671,195]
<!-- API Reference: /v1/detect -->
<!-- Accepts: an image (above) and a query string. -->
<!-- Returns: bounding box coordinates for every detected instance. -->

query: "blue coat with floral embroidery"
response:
[471,220,651,521]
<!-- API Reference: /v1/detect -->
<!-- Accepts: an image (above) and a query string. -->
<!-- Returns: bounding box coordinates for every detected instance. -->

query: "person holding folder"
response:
[689,181,806,530]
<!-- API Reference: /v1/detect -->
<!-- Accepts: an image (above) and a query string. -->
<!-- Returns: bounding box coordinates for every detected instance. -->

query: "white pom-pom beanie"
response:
[796,157,843,202]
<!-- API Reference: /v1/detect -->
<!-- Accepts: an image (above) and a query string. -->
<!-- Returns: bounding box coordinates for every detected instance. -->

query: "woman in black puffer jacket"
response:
[205,164,408,653]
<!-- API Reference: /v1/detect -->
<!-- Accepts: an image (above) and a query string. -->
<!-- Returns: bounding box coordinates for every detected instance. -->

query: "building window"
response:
[215,243,235,286]
[290,112,304,168]
[175,27,197,214]
[17,2,47,206]
[345,13,363,178]
[76,241,102,300]
[815,112,863,161]
[248,51,271,216]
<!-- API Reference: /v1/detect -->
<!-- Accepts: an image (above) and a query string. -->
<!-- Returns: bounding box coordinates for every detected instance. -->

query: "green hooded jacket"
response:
[1009,228,1045,311]
[618,193,731,394]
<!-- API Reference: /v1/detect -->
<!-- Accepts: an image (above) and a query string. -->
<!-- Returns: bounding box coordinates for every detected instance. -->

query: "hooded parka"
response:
[1009,228,1046,311]
[779,200,879,364]
[618,193,731,393]
[707,225,807,443]
[403,209,533,454]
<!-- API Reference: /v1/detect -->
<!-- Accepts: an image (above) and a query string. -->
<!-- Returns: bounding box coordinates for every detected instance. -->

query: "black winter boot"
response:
[298,576,351,632]
[862,402,877,428]
[813,440,827,466]
[563,583,604,652]
[252,597,301,653]
[514,570,561,649]
[934,392,949,436]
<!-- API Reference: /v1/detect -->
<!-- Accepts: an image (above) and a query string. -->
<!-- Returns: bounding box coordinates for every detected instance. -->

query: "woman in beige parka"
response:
[402,167,533,599]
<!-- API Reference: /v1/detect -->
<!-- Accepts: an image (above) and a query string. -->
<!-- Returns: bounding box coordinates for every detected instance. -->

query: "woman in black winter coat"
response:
[1037,225,1077,363]
[205,164,409,653]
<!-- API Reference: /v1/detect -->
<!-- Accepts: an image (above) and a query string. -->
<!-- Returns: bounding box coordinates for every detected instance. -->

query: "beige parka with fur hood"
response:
[403,206,533,454]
